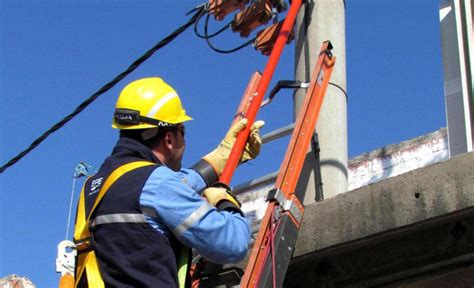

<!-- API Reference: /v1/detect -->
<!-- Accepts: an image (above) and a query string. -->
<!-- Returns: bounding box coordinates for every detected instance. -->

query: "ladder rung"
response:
[234,124,295,195]
[261,123,295,144]
[234,171,278,195]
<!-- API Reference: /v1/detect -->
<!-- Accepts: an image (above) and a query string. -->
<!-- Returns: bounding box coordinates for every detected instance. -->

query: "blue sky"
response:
[0,0,445,286]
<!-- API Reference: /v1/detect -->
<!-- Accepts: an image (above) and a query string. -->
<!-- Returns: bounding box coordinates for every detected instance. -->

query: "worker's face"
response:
[167,124,185,171]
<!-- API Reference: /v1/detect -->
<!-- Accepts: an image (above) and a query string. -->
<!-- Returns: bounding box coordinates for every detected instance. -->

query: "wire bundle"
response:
[193,4,256,54]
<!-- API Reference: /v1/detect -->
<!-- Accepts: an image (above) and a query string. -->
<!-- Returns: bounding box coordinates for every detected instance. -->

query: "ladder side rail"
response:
[240,41,336,287]
[274,42,335,193]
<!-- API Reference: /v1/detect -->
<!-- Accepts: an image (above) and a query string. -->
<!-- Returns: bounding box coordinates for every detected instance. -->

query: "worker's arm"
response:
[140,166,250,264]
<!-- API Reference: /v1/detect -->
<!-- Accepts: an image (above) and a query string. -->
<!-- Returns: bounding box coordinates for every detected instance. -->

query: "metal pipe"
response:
[261,123,295,144]
[234,171,278,195]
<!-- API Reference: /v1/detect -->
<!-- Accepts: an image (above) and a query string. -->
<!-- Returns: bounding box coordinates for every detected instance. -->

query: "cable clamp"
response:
[261,80,310,107]
[300,82,310,88]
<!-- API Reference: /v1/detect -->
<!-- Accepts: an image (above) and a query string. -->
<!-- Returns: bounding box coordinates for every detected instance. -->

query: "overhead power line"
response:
[0,5,205,174]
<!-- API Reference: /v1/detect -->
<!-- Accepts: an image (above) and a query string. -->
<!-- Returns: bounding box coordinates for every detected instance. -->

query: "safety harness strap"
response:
[88,161,156,221]
[177,246,191,288]
[77,251,104,288]
[74,161,155,288]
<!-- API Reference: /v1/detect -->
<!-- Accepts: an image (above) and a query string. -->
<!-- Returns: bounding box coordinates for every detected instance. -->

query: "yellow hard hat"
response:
[112,77,192,130]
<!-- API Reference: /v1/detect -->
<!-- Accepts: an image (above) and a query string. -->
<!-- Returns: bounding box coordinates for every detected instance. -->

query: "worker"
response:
[73,77,264,287]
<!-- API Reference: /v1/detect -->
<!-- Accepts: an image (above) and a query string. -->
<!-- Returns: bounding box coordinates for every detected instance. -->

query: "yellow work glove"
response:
[202,186,241,208]
[203,118,265,176]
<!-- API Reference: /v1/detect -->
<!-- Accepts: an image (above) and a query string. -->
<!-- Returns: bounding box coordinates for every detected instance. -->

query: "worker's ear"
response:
[163,131,175,150]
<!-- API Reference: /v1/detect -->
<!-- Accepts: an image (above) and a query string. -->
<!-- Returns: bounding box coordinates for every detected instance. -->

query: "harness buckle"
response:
[74,237,93,253]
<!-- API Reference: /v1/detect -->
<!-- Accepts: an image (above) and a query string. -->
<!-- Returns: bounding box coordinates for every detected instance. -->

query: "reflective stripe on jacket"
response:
[75,137,186,287]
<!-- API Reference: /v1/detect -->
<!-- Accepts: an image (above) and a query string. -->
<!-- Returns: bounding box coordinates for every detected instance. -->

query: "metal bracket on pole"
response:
[260,80,310,107]
[311,132,324,201]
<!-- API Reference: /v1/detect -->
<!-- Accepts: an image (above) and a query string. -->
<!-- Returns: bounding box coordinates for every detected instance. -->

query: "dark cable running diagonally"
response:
[0,6,205,174]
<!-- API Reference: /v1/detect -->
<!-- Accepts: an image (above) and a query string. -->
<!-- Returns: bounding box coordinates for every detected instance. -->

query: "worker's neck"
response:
[151,149,179,171]
[152,150,167,166]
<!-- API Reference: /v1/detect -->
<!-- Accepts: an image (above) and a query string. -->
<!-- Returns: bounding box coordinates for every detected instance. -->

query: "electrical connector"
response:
[254,19,294,55]
[209,0,249,21]
[232,0,273,38]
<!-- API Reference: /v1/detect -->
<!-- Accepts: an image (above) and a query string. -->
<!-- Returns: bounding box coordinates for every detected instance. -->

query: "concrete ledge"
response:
[295,152,474,255]
[285,152,474,287]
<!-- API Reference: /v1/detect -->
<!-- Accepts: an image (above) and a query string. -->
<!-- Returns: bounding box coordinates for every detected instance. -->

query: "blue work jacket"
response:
[82,136,250,287]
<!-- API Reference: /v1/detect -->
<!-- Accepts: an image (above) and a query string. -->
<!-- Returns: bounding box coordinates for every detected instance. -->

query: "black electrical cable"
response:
[204,12,255,54]
[0,6,205,174]
[194,8,232,39]
[329,82,348,102]
[192,1,256,54]
[205,34,255,54]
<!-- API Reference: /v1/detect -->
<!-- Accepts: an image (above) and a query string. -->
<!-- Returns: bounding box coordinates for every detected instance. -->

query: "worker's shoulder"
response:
[146,165,185,187]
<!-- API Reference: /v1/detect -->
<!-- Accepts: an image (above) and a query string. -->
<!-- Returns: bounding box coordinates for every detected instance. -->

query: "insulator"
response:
[232,0,273,38]
[209,0,249,21]
[254,19,294,55]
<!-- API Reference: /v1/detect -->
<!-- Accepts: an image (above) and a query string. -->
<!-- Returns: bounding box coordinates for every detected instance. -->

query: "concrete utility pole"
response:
[294,0,348,202]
